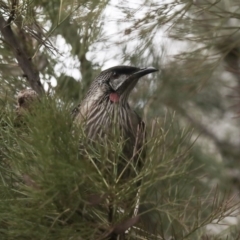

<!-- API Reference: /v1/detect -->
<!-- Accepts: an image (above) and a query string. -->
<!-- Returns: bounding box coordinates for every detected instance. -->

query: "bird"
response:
[73,65,158,178]
[72,65,158,238]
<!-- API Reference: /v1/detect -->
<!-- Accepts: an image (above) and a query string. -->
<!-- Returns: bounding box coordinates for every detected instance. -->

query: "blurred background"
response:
[0,0,240,239]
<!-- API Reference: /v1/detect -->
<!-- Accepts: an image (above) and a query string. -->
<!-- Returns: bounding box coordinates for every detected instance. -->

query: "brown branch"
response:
[175,104,240,160]
[0,15,44,95]
[7,0,17,24]
[224,47,240,114]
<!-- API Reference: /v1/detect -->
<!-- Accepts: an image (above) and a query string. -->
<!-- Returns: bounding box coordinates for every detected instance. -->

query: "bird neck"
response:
[109,92,120,103]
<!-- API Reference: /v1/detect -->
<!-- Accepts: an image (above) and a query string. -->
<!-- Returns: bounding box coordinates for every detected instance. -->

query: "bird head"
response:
[86,65,158,105]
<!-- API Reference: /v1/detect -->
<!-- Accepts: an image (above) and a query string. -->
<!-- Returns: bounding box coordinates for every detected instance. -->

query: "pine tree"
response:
[0,0,240,239]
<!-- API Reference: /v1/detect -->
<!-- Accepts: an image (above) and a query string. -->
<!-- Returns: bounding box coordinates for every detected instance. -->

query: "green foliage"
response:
[1,0,240,239]
[0,101,237,239]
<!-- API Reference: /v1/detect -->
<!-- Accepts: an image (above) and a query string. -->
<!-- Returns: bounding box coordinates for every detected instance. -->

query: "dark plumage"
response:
[73,65,157,178]
[73,65,157,238]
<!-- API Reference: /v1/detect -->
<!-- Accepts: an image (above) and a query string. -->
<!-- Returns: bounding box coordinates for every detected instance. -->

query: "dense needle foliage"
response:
[0,0,240,239]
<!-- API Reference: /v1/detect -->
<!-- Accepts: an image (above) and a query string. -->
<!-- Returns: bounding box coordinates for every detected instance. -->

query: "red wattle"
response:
[109,92,120,103]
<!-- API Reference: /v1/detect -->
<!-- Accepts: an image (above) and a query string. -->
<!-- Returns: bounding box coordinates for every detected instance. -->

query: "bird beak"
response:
[117,67,158,95]
[133,67,158,78]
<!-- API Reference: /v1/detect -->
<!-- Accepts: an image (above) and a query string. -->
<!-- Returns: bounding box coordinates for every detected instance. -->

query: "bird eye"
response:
[112,72,119,78]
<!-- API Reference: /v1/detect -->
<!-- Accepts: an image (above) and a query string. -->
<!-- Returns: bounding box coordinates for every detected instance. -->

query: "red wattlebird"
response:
[73,65,157,165]
[72,65,158,238]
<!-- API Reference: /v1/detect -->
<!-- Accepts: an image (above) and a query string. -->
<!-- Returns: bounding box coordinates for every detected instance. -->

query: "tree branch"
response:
[0,15,44,95]
[7,0,17,24]
[175,104,240,160]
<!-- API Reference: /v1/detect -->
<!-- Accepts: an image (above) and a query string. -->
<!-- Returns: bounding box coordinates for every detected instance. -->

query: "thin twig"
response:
[7,0,17,24]
[0,15,44,95]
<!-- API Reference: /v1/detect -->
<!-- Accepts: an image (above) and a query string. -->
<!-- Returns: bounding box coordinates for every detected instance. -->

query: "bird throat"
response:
[109,92,120,103]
